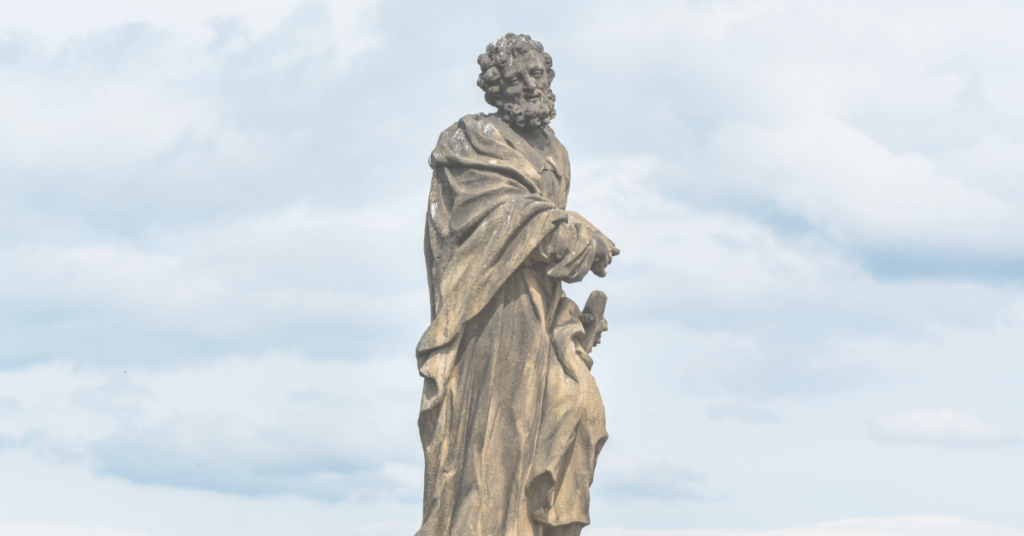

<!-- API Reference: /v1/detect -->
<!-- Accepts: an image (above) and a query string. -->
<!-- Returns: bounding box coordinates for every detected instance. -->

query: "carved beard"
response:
[498,88,557,131]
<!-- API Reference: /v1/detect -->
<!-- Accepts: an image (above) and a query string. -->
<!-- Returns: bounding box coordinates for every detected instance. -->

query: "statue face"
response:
[500,50,549,106]
[496,50,555,130]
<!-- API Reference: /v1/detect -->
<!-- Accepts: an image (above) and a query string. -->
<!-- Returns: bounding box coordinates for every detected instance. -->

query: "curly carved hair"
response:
[477,33,555,107]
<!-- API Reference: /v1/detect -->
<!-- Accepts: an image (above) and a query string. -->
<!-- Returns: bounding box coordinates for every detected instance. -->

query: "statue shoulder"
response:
[543,126,570,172]
[435,113,503,145]
[543,125,566,151]
[430,113,509,169]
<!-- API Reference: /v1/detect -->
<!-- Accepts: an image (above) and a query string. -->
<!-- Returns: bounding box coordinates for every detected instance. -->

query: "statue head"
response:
[477,33,556,131]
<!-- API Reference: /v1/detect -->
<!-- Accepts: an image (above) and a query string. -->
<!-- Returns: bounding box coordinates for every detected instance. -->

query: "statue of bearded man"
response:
[415,33,619,536]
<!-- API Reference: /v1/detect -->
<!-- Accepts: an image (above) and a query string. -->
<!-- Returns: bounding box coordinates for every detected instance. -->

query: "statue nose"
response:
[524,77,537,90]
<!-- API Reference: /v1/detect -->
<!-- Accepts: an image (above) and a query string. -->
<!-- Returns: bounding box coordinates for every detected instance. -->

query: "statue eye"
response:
[505,78,520,85]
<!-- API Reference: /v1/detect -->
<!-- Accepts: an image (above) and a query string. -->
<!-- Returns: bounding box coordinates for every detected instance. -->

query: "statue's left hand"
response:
[591,231,619,277]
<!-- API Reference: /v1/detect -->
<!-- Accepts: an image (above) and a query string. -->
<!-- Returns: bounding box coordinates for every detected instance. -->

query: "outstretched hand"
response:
[591,231,620,277]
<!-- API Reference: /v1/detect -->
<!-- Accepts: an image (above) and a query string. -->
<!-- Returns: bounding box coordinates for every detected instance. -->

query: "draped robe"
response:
[416,114,608,536]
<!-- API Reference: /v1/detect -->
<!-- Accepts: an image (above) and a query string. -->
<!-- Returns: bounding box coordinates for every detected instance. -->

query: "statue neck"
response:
[507,122,550,152]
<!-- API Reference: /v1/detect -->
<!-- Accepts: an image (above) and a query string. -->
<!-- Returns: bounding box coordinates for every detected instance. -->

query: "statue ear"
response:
[485,86,502,107]
[481,67,503,107]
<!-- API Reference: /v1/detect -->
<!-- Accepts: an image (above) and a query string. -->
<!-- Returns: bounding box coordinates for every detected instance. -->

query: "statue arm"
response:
[565,211,619,277]
[530,212,620,282]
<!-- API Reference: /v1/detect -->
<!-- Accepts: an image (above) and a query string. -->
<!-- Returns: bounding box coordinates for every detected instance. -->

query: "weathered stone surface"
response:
[415,33,619,536]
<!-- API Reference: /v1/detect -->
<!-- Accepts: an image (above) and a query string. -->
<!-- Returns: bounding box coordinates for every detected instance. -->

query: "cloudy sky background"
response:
[1,0,1022,535]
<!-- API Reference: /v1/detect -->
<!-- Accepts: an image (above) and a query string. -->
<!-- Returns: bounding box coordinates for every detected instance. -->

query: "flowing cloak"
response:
[416,113,608,536]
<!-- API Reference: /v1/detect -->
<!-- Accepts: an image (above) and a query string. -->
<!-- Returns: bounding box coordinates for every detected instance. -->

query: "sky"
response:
[0,0,1022,535]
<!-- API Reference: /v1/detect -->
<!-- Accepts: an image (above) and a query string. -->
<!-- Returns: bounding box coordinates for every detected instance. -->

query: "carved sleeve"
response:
[530,220,598,283]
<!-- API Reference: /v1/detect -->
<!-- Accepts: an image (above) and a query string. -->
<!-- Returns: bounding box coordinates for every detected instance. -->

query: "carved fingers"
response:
[591,231,618,277]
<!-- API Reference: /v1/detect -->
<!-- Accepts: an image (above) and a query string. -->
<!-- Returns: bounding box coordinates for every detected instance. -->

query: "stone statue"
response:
[415,33,619,536]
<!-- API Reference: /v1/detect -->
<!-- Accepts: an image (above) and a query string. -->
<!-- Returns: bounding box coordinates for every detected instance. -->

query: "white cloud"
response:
[588,515,1024,536]
[707,117,1024,252]
[0,0,387,242]
[707,400,780,424]
[939,135,1024,201]
[0,0,379,56]
[567,0,1024,268]
[90,412,421,501]
[0,364,112,444]
[0,450,421,536]
[316,522,421,536]
[575,0,1024,121]
[0,202,426,366]
[594,461,717,502]
[0,522,152,536]
[0,54,209,173]
[570,154,1018,340]
[0,354,423,500]
[867,410,1017,448]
